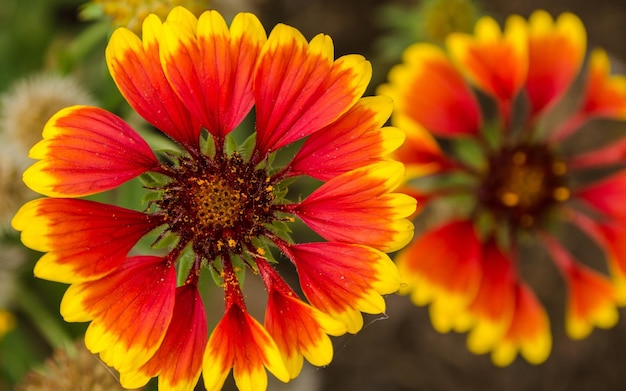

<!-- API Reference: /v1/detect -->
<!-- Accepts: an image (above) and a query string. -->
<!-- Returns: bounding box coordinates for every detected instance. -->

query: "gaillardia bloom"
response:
[12,7,415,391]
[379,10,626,366]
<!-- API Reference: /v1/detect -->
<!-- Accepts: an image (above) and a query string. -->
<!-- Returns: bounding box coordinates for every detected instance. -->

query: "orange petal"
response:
[159,10,266,138]
[293,161,416,252]
[491,283,551,366]
[524,11,586,117]
[259,260,346,379]
[285,242,401,334]
[202,300,289,391]
[60,256,176,373]
[396,220,482,333]
[121,283,207,390]
[11,198,159,283]
[288,96,404,181]
[565,263,618,339]
[544,235,619,340]
[378,43,482,137]
[254,24,371,155]
[106,13,201,151]
[24,106,160,197]
[580,49,626,119]
[466,241,516,355]
[446,15,528,104]
[391,116,458,179]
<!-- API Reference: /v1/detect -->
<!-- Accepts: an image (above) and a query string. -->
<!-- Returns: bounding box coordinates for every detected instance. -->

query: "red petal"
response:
[293,162,415,252]
[12,198,159,283]
[61,256,176,373]
[159,10,266,138]
[577,169,626,220]
[202,299,289,391]
[24,106,160,197]
[285,242,400,334]
[525,11,586,117]
[288,96,403,181]
[378,43,482,137]
[121,283,208,390]
[580,49,626,119]
[254,25,371,155]
[106,16,202,150]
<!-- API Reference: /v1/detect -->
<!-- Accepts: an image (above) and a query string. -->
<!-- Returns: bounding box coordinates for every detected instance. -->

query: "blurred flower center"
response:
[479,144,569,228]
[158,151,276,255]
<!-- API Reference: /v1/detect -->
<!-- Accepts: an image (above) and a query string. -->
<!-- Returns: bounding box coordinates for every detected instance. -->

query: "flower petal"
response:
[24,106,160,197]
[106,13,201,150]
[60,256,176,373]
[254,24,371,155]
[524,11,586,117]
[491,283,551,366]
[284,242,401,334]
[577,169,626,220]
[465,241,516,355]
[396,220,482,333]
[392,115,459,179]
[288,96,404,181]
[446,15,528,104]
[292,161,416,252]
[159,10,266,138]
[11,198,159,283]
[544,235,619,340]
[121,283,208,391]
[579,49,626,119]
[378,43,482,137]
[260,260,347,379]
[202,300,289,391]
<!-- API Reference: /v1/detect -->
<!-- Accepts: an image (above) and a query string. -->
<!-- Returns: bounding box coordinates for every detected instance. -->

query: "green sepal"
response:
[175,244,196,286]
[224,133,239,156]
[238,132,257,162]
[200,130,216,159]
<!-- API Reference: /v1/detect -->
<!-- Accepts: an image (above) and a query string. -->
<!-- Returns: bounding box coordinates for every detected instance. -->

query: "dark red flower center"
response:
[478,144,569,229]
[156,151,277,259]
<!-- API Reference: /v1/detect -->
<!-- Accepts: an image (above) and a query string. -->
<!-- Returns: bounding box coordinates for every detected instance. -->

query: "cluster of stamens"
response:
[478,144,570,229]
[155,151,277,260]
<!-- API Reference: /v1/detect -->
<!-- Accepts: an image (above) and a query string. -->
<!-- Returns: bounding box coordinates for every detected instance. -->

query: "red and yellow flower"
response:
[12,7,415,390]
[379,9,626,366]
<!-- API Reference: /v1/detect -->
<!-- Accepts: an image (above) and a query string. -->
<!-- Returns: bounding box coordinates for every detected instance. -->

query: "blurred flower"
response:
[80,0,209,33]
[16,340,132,391]
[0,73,95,154]
[379,10,626,366]
[12,7,414,391]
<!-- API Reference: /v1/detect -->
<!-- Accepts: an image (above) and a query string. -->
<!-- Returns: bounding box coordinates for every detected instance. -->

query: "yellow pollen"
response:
[227,238,237,248]
[553,187,570,202]
[500,192,520,207]
[193,176,243,230]
[256,247,266,256]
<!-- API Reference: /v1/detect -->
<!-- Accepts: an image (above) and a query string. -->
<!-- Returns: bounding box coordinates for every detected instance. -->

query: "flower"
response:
[12,7,414,391]
[379,9,626,366]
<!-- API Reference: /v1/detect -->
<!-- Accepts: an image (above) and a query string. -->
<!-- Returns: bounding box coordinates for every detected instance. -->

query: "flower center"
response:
[156,152,276,258]
[478,144,569,228]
